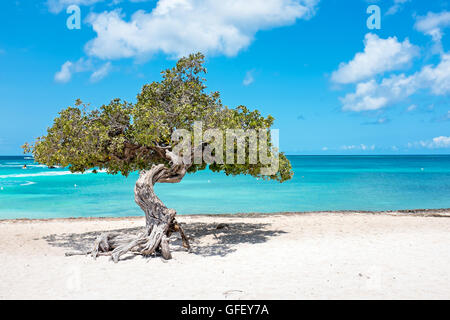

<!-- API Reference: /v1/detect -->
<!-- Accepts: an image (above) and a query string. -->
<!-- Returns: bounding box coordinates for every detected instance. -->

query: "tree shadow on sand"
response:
[183,222,286,257]
[44,222,286,259]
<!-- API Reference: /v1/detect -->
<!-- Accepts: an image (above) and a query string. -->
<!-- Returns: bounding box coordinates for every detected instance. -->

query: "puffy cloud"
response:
[415,11,450,54]
[54,58,111,83]
[415,11,450,43]
[341,53,450,111]
[84,0,319,60]
[331,33,419,84]
[51,0,319,82]
[54,61,75,83]
[409,136,450,149]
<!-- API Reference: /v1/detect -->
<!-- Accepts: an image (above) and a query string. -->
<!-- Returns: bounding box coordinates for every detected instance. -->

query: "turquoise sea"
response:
[0,155,449,219]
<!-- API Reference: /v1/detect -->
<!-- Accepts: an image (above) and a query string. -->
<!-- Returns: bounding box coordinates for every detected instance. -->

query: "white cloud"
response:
[341,53,450,111]
[54,58,92,83]
[341,144,375,151]
[51,0,319,82]
[415,11,450,43]
[243,70,255,86]
[84,0,319,60]
[331,33,419,84]
[415,11,450,54]
[46,0,105,14]
[430,136,450,148]
[54,58,111,83]
[409,136,450,149]
[386,0,410,16]
[54,61,74,83]
[90,62,112,82]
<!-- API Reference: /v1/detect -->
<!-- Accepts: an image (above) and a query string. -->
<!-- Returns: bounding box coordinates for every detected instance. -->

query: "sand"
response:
[1,210,450,300]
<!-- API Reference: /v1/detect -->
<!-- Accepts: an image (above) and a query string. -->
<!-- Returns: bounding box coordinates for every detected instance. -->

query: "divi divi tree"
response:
[24,53,293,262]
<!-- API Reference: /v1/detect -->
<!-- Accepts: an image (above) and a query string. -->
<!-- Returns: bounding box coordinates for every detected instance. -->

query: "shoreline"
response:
[2,208,450,223]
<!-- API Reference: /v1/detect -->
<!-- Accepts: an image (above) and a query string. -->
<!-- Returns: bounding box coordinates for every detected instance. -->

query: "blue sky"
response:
[0,0,449,155]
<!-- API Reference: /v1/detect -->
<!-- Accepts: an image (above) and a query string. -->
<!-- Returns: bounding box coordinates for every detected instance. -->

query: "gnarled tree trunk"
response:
[84,150,191,263]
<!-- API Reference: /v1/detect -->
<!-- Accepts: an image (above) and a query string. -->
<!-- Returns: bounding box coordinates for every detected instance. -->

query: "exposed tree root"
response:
[76,217,190,262]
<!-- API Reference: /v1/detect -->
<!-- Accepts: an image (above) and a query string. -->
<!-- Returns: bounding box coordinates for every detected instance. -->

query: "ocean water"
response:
[0,155,449,219]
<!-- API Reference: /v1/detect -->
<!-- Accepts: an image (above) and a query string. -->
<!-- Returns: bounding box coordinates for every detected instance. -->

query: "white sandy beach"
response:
[1,211,450,300]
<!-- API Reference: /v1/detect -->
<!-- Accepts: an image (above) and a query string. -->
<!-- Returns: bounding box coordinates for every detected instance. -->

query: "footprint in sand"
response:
[223,289,244,299]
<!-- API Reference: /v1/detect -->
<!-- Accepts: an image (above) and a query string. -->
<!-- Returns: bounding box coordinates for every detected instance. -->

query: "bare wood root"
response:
[169,219,191,249]
[160,235,172,260]
[85,218,190,262]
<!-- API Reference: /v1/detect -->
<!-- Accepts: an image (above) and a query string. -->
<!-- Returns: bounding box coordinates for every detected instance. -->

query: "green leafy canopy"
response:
[23,53,293,182]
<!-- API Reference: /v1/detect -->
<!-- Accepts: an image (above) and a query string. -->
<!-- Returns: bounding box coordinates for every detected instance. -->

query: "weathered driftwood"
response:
[72,150,191,262]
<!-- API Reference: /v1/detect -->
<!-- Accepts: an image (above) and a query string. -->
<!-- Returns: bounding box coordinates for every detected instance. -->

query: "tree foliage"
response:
[24,53,293,182]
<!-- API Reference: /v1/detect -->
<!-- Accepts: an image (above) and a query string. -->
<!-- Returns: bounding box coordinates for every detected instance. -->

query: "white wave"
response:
[20,181,37,186]
[0,171,81,179]
[0,164,47,168]
[0,169,105,179]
